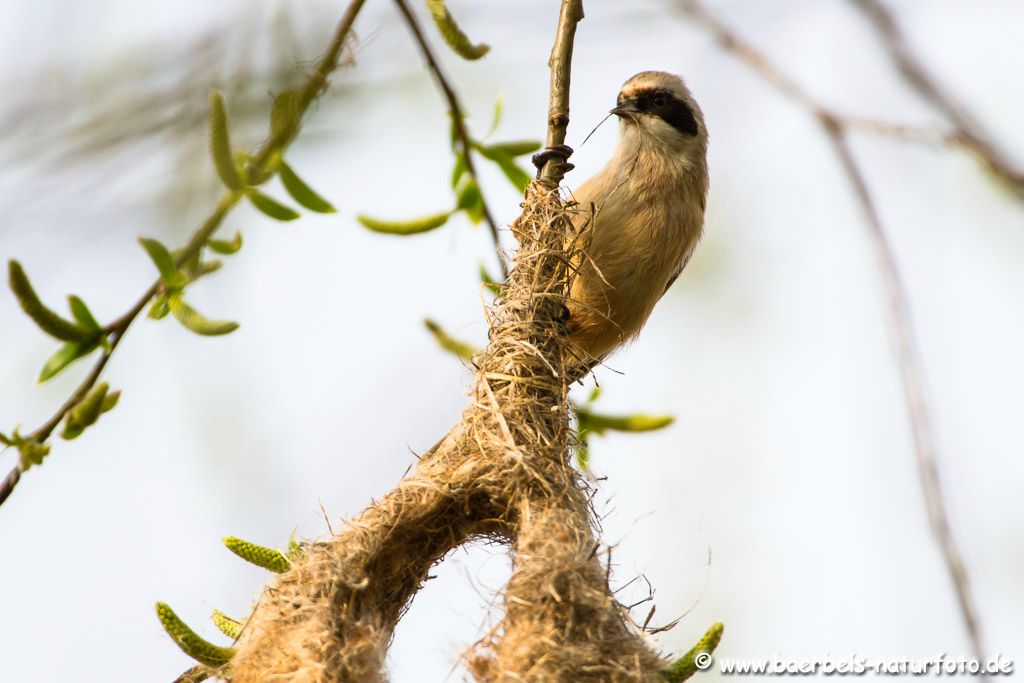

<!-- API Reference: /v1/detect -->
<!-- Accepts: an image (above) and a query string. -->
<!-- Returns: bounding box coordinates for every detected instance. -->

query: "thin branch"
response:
[391,0,510,279]
[675,0,987,664]
[848,0,1024,199]
[678,0,1022,196]
[823,119,985,664]
[538,0,585,185]
[171,664,210,683]
[0,0,368,510]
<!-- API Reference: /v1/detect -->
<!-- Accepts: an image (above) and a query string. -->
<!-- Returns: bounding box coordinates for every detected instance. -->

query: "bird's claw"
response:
[532,144,575,176]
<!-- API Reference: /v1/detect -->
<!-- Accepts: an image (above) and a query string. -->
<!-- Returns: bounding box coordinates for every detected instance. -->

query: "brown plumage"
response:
[567,71,709,365]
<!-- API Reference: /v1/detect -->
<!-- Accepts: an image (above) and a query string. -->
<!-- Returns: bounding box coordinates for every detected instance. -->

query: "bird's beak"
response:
[610,102,640,117]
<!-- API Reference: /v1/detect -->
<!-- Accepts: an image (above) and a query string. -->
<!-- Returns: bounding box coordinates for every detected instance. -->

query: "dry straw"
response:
[226,178,666,681]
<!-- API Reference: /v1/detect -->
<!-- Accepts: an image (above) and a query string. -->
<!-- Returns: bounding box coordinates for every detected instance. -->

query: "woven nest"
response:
[220,182,668,682]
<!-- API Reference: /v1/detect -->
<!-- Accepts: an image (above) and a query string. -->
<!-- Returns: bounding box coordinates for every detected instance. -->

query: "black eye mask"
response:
[618,89,699,136]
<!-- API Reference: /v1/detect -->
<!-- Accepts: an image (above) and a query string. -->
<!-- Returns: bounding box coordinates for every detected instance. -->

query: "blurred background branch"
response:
[392,0,510,278]
[848,0,1024,199]
[0,0,366,508]
[675,0,988,664]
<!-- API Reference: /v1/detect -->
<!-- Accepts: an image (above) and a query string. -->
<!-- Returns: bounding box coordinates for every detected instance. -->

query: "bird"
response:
[564,71,709,369]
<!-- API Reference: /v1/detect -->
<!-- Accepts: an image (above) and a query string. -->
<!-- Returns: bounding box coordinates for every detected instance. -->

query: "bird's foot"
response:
[532,144,575,177]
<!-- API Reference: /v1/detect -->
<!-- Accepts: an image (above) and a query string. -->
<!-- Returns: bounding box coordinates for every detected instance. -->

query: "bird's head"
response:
[611,71,707,153]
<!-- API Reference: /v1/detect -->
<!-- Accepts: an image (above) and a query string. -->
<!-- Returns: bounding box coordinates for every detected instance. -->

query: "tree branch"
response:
[675,0,987,663]
[848,0,1024,199]
[822,118,986,665]
[391,0,510,279]
[538,0,585,185]
[0,0,368,509]
[677,0,1022,200]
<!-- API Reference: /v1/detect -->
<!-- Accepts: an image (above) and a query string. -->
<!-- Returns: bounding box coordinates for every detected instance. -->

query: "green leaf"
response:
[586,384,602,404]
[210,610,242,640]
[478,264,503,296]
[576,408,674,437]
[424,319,479,363]
[139,237,185,289]
[17,439,50,471]
[474,140,538,192]
[450,153,468,189]
[0,432,12,447]
[464,200,484,224]
[662,622,724,682]
[67,296,102,333]
[148,294,171,320]
[156,602,236,667]
[454,176,484,224]
[167,294,239,336]
[207,231,243,255]
[61,382,111,440]
[492,153,532,193]
[196,260,222,277]
[487,93,505,138]
[208,91,243,191]
[279,161,336,213]
[8,260,97,343]
[425,0,490,60]
[102,390,121,413]
[223,536,291,573]
[575,433,591,470]
[269,89,301,140]
[38,341,98,383]
[479,140,542,158]
[247,189,300,222]
[455,178,482,213]
[356,211,451,235]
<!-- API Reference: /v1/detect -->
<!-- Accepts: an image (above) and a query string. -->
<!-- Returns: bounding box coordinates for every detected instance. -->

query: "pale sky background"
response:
[0,1,1022,681]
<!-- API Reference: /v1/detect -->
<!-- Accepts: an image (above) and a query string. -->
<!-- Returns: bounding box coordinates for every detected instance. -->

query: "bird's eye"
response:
[653,94,667,107]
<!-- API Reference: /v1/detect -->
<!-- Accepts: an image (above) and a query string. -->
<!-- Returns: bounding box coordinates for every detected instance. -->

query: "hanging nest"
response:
[220,182,667,682]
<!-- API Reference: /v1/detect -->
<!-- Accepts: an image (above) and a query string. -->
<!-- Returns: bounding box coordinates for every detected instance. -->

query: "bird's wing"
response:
[663,266,683,295]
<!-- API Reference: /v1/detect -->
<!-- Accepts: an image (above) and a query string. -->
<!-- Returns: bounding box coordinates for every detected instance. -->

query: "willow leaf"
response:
[357,211,451,236]
[576,408,674,436]
[38,341,97,383]
[247,190,300,222]
[139,238,185,289]
[67,296,102,333]
[167,295,239,336]
[8,261,96,343]
[279,161,336,213]
[479,140,542,158]
[208,91,243,191]
[425,0,490,60]
[424,319,479,363]
[208,231,243,255]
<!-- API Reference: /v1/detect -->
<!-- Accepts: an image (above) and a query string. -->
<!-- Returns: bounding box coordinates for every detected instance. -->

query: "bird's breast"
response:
[565,149,706,359]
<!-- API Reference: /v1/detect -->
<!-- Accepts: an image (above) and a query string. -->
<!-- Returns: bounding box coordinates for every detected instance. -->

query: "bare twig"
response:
[675,0,987,663]
[391,0,510,279]
[823,119,985,663]
[538,0,585,186]
[0,0,368,510]
[171,664,210,683]
[849,0,1024,198]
